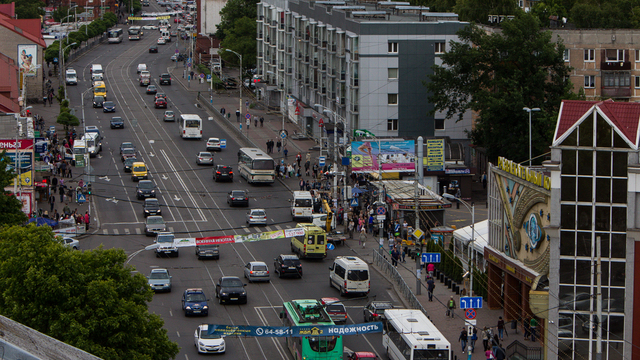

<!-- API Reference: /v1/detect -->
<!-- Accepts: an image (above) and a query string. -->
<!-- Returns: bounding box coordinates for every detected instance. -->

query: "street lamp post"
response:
[267,71,287,135]
[314,104,346,201]
[57,13,75,87]
[224,49,242,123]
[62,42,77,101]
[523,107,540,166]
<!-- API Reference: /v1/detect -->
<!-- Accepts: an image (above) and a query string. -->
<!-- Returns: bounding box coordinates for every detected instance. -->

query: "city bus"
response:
[178,114,202,139]
[108,28,123,43]
[280,299,343,360]
[128,26,142,40]
[93,81,107,99]
[237,147,275,184]
[383,309,452,360]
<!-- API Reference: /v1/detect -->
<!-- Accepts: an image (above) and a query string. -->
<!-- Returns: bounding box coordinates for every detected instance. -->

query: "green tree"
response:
[216,0,258,40]
[219,16,258,70]
[0,151,28,226]
[0,225,180,360]
[2,0,45,19]
[426,13,573,163]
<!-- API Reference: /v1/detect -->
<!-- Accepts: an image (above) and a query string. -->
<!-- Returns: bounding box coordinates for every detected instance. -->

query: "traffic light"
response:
[87,183,92,195]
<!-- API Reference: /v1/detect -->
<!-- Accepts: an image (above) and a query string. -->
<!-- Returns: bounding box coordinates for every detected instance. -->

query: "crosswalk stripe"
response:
[113,229,119,235]
[265,226,272,231]
[243,227,251,233]
[286,225,291,228]
[275,225,282,230]
[124,228,130,235]
[169,227,174,233]
[136,228,141,235]
[103,229,108,235]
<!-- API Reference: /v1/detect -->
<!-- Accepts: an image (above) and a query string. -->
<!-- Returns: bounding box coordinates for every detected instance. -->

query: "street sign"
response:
[413,228,424,240]
[319,156,326,166]
[318,118,324,127]
[199,73,205,79]
[376,215,386,221]
[350,198,359,207]
[421,252,441,263]
[279,130,287,139]
[77,192,86,204]
[353,129,376,137]
[376,206,386,215]
[175,49,179,54]
[465,308,476,320]
[220,139,226,149]
[327,243,335,250]
[246,118,250,126]
[245,113,251,119]
[460,297,483,309]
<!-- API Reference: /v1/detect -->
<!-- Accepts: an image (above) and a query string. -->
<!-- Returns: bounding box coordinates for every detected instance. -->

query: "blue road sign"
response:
[376,206,386,215]
[319,156,326,166]
[327,243,335,250]
[77,193,86,204]
[220,139,227,149]
[245,113,251,119]
[459,297,483,309]
[421,252,441,263]
[350,198,359,207]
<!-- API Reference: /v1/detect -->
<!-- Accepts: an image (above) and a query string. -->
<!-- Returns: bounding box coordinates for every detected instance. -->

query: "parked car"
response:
[145,215,166,236]
[110,116,124,129]
[321,297,348,324]
[136,180,157,199]
[61,236,79,250]
[182,288,209,316]
[246,209,267,225]
[206,137,221,151]
[214,165,233,182]
[196,243,220,260]
[143,198,162,217]
[363,300,394,322]
[147,268,172,292]
[155,98,167,108]
[149,45,158,53]
[273,254,302,278]
[194,325,225,354]
[196,151,214,166]
[215,276,247,304]
[227,190,249,207]
[243,261,270,282]
[163,110,175,121]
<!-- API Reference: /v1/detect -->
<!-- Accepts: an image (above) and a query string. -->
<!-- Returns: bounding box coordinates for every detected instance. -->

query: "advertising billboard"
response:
[351,140,415,172]
[18,44,38,77]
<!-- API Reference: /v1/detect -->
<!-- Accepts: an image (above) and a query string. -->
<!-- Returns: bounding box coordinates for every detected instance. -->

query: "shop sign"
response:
[445,168,470,175]
[497,157,551,190]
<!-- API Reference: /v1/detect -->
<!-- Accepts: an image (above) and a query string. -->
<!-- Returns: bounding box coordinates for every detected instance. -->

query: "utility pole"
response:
[415,136,423,295]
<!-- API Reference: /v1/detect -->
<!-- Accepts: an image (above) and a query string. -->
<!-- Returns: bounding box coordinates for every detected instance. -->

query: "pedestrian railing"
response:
[505,340,542,360]
[67,34,108,64]
[373,248,427,316]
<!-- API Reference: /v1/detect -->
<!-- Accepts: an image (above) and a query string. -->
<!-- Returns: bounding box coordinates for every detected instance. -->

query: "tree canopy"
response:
[0,225,180,359]
[426,13,574,163]
[216,0,258,69]
[0,0,45,19]
[0,150,28,226]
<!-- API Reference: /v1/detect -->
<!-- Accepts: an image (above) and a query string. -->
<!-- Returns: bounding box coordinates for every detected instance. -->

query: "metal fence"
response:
[505,340,542,360]
[67,34,108,64]
[373,248,427,316]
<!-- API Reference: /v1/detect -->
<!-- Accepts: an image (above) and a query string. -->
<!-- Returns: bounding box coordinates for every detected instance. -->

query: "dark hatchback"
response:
[92,95,104,108]
[159,73,172,85]
[110,116,124,129]
[273,254,303,278]
[155,98,167,108]
[196,244,220,259]
[149,45,158,53]
[102,101,116,112]
[123,157,137,172]
[136,180,157,200]
[181,288,209,316]
[215,276,247,304]
[143,198,162,217]
[227,190,248,207]
[214,165,233,182]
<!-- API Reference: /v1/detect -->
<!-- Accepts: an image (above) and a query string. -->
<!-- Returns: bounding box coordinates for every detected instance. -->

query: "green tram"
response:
[281,299,344,360]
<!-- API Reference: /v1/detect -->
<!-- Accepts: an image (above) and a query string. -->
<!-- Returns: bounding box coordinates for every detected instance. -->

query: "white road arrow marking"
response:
[173,195,181,201]
[99,176,111,182]
[149,152,155,157]
[162,174,169,180]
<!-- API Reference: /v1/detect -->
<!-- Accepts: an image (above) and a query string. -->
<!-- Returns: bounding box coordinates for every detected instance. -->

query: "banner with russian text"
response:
[205,322,383,337]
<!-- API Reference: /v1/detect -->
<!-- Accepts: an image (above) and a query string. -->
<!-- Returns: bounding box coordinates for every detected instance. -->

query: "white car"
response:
[194,324,225,354]
[246,209,267,225]
[206,137,221,151]
[62,236,79,250]
[142,24,158,30]
[244,261,270,282]
[157,37,166,45]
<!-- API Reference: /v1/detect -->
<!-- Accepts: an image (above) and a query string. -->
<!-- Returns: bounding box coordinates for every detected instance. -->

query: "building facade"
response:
[544,99,639,360]
[255,0,473,141]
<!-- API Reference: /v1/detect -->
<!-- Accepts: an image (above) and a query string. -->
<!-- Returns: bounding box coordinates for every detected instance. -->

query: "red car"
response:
[155,98,167,108]
[348,352,379,360]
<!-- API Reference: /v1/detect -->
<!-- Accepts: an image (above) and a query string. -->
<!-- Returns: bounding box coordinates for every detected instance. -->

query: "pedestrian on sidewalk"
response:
[51,176,58,193]
[485,348,494,360]
[277,140,282,153]
[296,152,302,167]
[401,246,407,262]
[447,296,456,318]
[254,117,258,127]
[299,178,305,190]
[283,147,288,159]
[260,116,264,127]
[63,204,71,216]
[220,107,226,116]
[471,327,478,352]
[49,193,55,212]
[305,160,310,176]
[458,328,468,352]
[426,276,435,301]
[368,214,374,233]
[427,262,435,278]
[497,316,505,340]
[236,109,240,122]
[524,317,530,340]
[530,317,538,342]
[511,318,518,334]
[84,211,90,230]
[391,246,399,267]
[348,219,354,239]
[359,228,366,248]
[493,343,506,360]
[482,327,490,351]
[388,236,394,251]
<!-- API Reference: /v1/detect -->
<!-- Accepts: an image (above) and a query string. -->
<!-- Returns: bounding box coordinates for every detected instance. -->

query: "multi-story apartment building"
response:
[255,0,473,142]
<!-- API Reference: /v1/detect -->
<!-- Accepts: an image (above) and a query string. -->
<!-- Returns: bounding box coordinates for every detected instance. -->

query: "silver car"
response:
[246,209,267,225]
[147,268,172,292]
[244,261,270,282]
[62,236,79,250]
[163,110,175,121]
[196,151,214,166]
[145,216,166,236]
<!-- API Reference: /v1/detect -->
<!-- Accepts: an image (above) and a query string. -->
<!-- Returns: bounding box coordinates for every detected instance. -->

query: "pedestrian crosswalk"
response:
[98,224,293,236]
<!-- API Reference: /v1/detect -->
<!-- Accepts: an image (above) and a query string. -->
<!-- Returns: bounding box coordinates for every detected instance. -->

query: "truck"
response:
[155,232,179,257]
[313,199,347,246]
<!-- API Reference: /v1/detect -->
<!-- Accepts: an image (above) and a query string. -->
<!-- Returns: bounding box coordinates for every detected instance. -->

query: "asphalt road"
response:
[65,11,401,360]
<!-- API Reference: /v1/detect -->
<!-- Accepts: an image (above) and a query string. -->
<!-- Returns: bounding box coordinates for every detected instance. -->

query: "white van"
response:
[328,256,370,296]
[137,63,148,73]
[90,64,104,81]
[161,30,171,42]
[291,191,313,220]
[65,68,77,85]
[311,213,336,231]
[82,132,102,158]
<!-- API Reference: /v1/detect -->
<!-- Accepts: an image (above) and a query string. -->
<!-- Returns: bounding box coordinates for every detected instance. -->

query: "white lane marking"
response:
[136,228,141,235]
[243,227,251,233]
[275,225,282,230]
[169,227,174,233]
[113,229,119,235]
[103,229,108,235]
[265,226,272,231]
[124,228,130,235]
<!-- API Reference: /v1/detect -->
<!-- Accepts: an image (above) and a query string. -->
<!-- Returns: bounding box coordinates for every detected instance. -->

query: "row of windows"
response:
[567,48,630,62]
[582,74,640,88]
[387,42,446,54]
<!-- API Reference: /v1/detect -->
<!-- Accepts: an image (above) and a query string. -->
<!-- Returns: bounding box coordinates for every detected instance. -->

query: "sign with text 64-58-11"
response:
[459,297,483,309]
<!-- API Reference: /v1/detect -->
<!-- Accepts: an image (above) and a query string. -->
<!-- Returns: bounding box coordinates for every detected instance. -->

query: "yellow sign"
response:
[424,139,444,171]
[412,228,424,240]
[497,157,551,190]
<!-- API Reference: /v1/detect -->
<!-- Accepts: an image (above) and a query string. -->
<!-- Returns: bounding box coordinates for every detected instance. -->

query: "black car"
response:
[159,73,172,85]
[149,45,158,53]
[215,276,247,304]
[102,101,116,112]
[273,254,302,278]
[110,116,124,129]
[123,157,137,172]
[92,95,105,108]
[136,180,157,200]
[227,190,248,207]
[182,288,209,316]
[363,300,394,322]
[196,244,220,260]
[214,165,233,182]
[143,198,162,217]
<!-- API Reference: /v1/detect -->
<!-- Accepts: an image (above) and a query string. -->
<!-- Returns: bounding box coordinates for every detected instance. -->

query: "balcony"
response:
[602,87,631,98]
[280,23,285,30]
[279,63,284,70]
[329,44,336,53]
[313,82,318,89]
[287,46,292,53]
[351,104,359,113]
[278,44,284,50]
[313,59,319,67]
[258,33,263,39]
[303,56,310,63]
[265,37,270,44]
[321,87,326,94]
[296,73,302,80]
[339,72,346,82]
[352,52,359,61]
[286,67,293,74]
[601,61,631,70]
[321,63,327,71]
[258,52,263,58]
[305,77,310,84]
[320,41,327,49]
[351,78,359,87]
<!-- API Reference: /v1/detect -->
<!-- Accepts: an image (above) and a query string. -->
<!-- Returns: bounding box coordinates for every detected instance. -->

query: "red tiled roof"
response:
[0,3,15,18]
[553,99,640,148]
[0,13,45,48]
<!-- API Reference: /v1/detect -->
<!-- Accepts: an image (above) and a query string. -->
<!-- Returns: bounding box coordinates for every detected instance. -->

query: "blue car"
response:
[181,288,209,316]
[102,101,116,112]
[110,116,124,129]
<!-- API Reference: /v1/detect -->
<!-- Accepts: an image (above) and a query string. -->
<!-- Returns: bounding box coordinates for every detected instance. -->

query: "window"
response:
[388,94,398,105]
[584,49,595,62]
[636,50,640,62]
[387,119,398,131]
[435,118,445,130]
[388,68,398,79]
[388,42,398,54]
[603,72,630,87]
[636,76,640,88]
[434,42,445,54]
[563,49,570,62]
[605,49,625,62]
[584,75,595,88]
